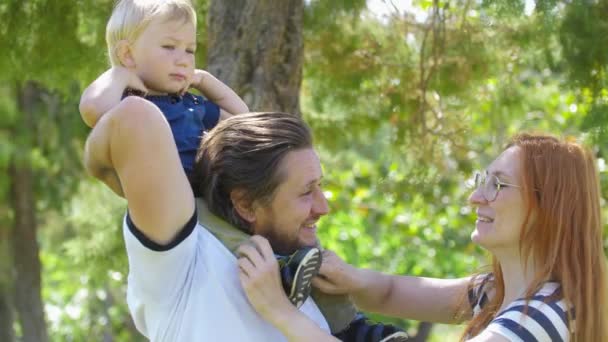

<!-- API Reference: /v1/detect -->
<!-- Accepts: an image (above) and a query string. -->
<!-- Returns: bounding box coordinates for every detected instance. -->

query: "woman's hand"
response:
[312,250,367,295]
[237,235,294,324]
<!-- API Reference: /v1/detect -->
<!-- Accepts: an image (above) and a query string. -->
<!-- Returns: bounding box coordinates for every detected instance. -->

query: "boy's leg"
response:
[277,247,321,307]
[312,282,409,341]
[311,289,358,334]
[196,198,320,307]
[196,197,250,252]
[333,313,410,342]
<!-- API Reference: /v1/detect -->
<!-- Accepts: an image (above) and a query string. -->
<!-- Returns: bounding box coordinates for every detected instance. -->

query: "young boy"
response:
[80,0,320,311]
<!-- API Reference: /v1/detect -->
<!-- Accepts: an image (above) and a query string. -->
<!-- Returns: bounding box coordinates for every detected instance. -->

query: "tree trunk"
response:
[0,285,15,342]
[8,81,49,342]
[0,238,15,342]
[207,0,304,115]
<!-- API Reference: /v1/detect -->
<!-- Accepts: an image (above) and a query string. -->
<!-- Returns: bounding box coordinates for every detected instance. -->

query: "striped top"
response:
[468,274,571,342]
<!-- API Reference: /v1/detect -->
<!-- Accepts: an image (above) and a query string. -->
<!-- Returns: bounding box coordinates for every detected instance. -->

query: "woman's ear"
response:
[230,189,256,223]
[115,40,136,68]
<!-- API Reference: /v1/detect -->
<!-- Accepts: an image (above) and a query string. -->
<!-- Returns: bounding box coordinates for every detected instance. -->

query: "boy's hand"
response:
[186,69,207,94]
[118,66,148,95]
[186,69,249,116]
[80,66,150,128]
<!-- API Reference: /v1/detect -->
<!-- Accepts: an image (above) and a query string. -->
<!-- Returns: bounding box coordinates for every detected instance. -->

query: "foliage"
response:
[0,1,211,338]
[41,181,141,341]
[0,0,607,340]
[303,0,608,333]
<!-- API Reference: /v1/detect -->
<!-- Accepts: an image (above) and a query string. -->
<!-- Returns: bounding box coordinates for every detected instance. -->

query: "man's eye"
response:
[186,49,195,54]
[162,45,175,50]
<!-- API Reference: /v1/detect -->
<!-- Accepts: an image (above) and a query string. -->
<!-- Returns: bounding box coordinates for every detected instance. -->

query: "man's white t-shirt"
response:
[122,212,330,341]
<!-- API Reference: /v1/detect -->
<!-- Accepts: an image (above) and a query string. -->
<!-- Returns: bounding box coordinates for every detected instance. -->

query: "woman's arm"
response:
[313,250,472,324]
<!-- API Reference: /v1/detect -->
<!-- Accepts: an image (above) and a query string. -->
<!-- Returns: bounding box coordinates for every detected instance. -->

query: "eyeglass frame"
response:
[473,171,522,202]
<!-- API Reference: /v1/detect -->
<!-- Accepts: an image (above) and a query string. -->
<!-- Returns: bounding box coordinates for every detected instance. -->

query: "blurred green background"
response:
[1,0,607,341]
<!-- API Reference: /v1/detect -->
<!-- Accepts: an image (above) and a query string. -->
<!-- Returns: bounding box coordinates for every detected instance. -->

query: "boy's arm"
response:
[190,69,249,120]
[79,67,147,127]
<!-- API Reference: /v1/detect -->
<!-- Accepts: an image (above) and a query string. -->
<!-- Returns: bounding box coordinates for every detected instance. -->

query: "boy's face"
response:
[130,17,196,95]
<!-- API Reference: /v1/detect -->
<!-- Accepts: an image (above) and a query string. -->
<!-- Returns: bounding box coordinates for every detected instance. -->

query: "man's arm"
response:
[238,236,339,342]
[83,96,194,244]
[83,131,124,197]
[79,67,147,128]
[190,69,249,120]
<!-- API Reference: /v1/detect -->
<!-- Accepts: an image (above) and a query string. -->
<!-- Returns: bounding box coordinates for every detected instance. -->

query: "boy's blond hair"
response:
[106,0,197,66]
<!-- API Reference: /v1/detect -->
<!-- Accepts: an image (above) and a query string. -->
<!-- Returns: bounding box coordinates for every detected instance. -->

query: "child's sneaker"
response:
[335,314,409,342]
[277,247,322,308]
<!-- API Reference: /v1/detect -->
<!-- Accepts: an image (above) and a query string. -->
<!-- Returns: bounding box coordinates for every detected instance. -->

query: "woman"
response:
[237,133,608,341]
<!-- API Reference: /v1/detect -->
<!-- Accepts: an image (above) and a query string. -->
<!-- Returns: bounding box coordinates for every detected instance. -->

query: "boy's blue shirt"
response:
[125,90,220,174]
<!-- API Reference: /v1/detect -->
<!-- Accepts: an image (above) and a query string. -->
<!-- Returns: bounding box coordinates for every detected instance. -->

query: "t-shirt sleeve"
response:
[201,99,220,129]
[122,210,201,303]
[469,273,494,316]
[485,299,570,342]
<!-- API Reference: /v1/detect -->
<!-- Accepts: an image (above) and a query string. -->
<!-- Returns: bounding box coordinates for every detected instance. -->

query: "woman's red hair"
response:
[462,133,608,341]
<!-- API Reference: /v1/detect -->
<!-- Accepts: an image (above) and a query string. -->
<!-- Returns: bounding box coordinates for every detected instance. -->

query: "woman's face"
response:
[468,146,529,253]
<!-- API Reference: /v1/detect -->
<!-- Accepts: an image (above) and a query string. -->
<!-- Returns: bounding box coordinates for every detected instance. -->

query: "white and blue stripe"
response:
[470,275,571,342]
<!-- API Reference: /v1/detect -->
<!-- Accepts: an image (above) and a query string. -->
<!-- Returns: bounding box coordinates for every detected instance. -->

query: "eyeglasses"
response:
[473,171,522,202]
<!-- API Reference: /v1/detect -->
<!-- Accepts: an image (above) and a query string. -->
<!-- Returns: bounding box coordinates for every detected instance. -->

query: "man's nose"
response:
[312,189,329,216]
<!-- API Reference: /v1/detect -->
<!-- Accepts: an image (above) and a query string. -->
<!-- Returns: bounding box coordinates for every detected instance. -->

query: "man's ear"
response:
[230,189,256,223]
[115,40,136,68]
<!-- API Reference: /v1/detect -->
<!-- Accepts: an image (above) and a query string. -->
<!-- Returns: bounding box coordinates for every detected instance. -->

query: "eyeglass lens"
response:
[475,173,498,201]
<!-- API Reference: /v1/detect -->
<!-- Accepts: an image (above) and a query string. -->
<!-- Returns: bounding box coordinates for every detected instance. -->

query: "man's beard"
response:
[260,224,318,256]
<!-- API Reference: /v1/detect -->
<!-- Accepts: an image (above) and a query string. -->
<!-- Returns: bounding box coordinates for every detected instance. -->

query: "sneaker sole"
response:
[379,331,409,342]
[288,248,321,308]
